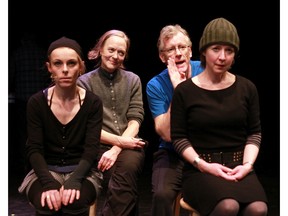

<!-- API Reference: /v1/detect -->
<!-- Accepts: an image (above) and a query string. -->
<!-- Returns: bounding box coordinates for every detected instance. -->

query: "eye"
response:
[212,47,220,52]
[179,45,187,50]
[108,48,116,53]
[53,61,62,67]
[118,51,125,57]
[226,48,234,54]
[67,60,77,67]
[167,48,175,53]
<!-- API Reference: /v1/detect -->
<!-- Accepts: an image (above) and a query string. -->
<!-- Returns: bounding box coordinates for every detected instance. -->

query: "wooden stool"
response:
[180,198,200,216]
[173,192,182,216]
[89,202,97,216]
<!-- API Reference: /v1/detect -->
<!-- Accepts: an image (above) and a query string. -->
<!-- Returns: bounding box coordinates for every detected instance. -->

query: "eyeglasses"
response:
[161,45,190,55]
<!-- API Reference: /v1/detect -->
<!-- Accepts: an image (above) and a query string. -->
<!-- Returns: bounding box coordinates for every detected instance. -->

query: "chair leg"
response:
[180,197,200,216]
[89,202,97,216]
[173,192,182,216]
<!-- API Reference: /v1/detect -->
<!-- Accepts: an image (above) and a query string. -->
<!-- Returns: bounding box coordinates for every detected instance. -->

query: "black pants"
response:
[151,149,184,216]
[99,147,145,216]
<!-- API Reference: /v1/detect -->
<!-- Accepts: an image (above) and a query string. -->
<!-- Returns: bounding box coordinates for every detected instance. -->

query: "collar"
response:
[99,67,118,80]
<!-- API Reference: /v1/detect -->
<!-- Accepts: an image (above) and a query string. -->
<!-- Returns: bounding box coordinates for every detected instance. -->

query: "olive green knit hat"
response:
[199,17,239,53]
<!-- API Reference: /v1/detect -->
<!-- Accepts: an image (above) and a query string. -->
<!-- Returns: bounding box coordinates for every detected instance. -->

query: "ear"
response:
[189,47,192,58]
[46,62,52,73]
[159,53,166,64]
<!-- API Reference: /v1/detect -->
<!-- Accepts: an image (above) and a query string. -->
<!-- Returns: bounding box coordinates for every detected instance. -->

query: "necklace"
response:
[48,87,82,107]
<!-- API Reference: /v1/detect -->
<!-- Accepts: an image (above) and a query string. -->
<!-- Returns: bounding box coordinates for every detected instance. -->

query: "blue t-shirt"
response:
[146,60,203,150]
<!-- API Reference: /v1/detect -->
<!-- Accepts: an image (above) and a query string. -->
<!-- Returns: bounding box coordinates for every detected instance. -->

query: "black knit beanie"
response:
[199,17,239,53]
[47,36,83,58]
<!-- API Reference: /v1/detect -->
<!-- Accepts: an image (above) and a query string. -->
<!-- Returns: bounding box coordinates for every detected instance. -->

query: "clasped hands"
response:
[41,186,80,211]
[200,162,253,182]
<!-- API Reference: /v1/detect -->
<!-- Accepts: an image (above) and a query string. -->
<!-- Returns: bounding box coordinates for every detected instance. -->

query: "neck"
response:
[53,85,79,101]
[201,70,228,84]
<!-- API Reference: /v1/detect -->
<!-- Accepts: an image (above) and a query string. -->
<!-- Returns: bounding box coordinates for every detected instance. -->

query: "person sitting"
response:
[18,36,104,216]
[171,17,268,216]
[77,30,146,216]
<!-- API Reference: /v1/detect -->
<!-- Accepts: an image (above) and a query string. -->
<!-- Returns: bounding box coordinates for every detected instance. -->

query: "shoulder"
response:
[85,90,101,100]
[190,60,204,76]
[175,78,193,92]
[235,75,258,96]
[27,89,47,108]
[119,69,142,85]
[84,90,103,107]
[80,69,98,77]
[236,75,256,87]
[190,60,201,66]
[78,69,99,87]
[120,69,140,79]
[147,68,169,86]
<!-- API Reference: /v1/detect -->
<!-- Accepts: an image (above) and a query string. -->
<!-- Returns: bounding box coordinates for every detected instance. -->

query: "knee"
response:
[120,154,144,172]
[121,149,144,166]
[125,161,142,172]
[223,204,240,214]
[28,194,53,214]
[253,206,268,216]
[245,201,268,215]
[153,189,175,204]
[62,202,90,215]
[214,199,240,214]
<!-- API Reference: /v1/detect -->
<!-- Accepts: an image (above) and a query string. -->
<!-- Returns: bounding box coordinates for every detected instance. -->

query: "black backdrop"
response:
[8,1,280,177]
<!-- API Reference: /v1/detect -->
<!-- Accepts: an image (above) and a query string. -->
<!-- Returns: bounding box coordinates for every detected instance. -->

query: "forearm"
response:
[122,120,140,137]
[243,144,259,166]
[29,152,59,190]
[243,132,261,165]
[176,142,207,171]
[64,160,91,190]
[100,129,121,147]
[181,145,199,165]
[100,120,141,152]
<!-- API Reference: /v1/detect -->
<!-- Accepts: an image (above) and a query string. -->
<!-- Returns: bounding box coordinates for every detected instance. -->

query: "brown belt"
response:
[198,150,243,165]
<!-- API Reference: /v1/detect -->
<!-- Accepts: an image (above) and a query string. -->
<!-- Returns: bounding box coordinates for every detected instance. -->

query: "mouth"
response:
[175,60,185,66]
[215,64,226,69]
[60,77,72,82]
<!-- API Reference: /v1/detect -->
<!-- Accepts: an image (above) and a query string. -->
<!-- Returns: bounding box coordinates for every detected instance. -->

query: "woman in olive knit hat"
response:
[171,18,268,215]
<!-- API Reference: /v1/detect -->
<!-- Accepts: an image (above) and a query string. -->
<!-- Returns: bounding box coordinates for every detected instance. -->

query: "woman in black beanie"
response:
[18,36,103,216]
[171,18,268,215]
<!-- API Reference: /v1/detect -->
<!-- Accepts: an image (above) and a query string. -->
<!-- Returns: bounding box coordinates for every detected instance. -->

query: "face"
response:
[160,32,192,75]
[204,44,235,74]
[100,35,127,73]
[47,47,82,87]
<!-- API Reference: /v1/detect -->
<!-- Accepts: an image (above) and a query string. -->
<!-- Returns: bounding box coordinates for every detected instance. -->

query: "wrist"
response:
[243,161,254,167]
[193,156,201,167]
[116,136,123,147]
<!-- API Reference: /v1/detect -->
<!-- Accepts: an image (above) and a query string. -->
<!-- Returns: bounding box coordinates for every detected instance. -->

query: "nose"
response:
[62,64,68,73]
[111,51,118,58]
[218,49,226,60]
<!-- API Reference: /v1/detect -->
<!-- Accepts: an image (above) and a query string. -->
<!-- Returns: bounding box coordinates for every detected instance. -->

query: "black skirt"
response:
[182,164,268,216]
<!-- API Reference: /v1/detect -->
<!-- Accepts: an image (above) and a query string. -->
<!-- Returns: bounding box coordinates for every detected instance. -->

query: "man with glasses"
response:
[146,24,203,216]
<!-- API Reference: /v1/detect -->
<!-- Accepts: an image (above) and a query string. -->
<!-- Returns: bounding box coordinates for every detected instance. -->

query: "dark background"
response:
[8,0,280,183]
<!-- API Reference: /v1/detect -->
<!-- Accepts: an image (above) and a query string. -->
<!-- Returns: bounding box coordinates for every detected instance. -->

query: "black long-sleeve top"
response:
[171,75,261,154]
[25,88,103,190]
